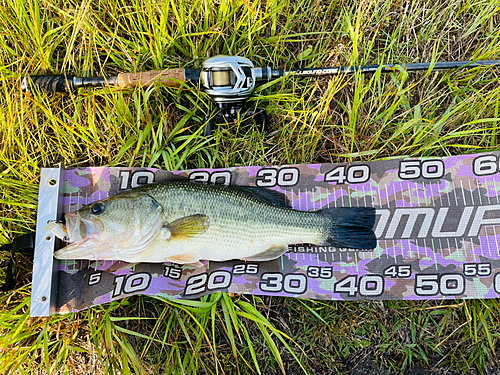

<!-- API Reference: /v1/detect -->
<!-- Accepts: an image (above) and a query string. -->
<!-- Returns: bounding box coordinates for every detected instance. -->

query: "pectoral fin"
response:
[242,244,287,262]
[165,214,209,239]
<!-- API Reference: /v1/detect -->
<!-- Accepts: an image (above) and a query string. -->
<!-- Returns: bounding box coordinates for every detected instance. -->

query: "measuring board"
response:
[31,152,500,316]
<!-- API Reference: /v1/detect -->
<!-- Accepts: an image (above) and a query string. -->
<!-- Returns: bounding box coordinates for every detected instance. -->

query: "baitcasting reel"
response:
[200,56,272,135]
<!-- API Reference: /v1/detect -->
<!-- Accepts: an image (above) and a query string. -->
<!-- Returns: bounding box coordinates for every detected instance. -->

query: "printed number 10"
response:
[112,273,151,298]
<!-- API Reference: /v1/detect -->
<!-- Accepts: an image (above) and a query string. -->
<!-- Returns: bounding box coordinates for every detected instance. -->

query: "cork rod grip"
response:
[117,69,185,89]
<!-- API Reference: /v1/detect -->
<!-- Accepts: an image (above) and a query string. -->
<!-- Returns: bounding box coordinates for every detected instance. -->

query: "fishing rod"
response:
[22,56,500,135]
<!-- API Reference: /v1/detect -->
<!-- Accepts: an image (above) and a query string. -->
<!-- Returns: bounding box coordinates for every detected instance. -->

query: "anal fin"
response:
[242,244,287,262]
[167,252,202,265]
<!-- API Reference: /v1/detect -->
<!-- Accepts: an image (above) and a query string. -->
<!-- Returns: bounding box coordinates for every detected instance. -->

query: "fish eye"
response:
[91,202,105,215]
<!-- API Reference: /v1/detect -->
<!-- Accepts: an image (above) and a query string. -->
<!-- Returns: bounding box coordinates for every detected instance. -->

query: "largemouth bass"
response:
[47,181,377,264]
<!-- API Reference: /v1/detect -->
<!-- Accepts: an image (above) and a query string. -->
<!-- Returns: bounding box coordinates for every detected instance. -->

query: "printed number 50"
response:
[398,160,444,180]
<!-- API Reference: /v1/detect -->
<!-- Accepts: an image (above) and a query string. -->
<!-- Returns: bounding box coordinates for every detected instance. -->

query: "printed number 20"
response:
[184,271,232,296]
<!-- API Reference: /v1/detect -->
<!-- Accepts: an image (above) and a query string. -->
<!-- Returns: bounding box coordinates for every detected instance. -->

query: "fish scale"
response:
[142,182,327,262]
[52,181,377,264]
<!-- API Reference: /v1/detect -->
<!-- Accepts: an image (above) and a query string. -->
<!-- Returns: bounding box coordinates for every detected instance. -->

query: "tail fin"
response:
[319,207,377,250]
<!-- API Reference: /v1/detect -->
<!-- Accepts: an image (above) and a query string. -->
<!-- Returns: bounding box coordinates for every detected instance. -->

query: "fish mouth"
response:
[53,213,108,259]
[65,212,103,243]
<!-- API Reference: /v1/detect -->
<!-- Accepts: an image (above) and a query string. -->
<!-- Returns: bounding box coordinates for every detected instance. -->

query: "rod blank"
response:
[275,60,500,78]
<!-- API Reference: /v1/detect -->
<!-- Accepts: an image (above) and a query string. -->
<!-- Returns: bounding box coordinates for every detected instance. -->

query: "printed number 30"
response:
[259,273,307,294]
[256,168,299,187]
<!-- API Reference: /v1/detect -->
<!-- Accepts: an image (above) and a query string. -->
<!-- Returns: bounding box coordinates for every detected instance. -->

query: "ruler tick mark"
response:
[452,180,459,206]
[460,180,467,206]
[468,180,475,206]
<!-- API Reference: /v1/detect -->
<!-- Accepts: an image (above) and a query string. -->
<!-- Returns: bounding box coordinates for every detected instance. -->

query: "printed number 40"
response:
[324,165,370,184]
[334,275,384,297]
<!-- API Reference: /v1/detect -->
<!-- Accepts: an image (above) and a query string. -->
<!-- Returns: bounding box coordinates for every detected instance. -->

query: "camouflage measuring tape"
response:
[28,152,500,316]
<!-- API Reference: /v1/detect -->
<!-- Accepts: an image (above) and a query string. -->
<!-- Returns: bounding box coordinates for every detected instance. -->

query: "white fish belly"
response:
[195,223,324,261]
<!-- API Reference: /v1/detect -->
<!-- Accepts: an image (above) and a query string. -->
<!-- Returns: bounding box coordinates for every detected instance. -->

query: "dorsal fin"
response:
[230,186,292,208]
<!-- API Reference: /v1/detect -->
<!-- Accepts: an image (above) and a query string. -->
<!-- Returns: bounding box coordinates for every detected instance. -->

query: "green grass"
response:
[1,0,500,373]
